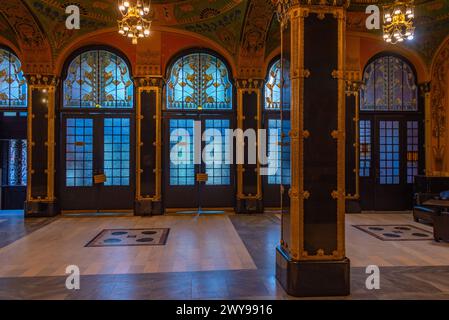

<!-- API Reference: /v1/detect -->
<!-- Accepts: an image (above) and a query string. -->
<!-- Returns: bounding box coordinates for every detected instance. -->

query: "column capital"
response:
[24,74,59,87]
[133,76,164,88]
[419,81,431,96]
[235,78,264,90]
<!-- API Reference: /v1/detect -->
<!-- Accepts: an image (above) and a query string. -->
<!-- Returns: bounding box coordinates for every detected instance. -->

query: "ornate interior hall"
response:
[1,0,449,301]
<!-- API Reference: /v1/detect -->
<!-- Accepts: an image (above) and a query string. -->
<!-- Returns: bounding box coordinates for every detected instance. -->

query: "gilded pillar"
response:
[235,79,264,213]
[134,77,163,215]
[275,0,350,297]
[345,73,362,213]
[419,82,432,176]
[25,75,59,217]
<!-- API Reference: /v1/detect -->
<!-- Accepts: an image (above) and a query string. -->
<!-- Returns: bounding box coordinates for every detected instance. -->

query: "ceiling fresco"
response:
[0,0,449,70]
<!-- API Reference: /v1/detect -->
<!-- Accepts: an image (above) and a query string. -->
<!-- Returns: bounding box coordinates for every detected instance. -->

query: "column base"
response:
[346,199,362,213]
[236,199,263,214]
[134,200,163,216]
[25,201,60,217]
[276,246,350,297]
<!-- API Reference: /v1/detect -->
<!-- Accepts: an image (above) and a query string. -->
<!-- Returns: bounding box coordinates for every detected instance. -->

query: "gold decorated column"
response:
[275,0,350,297]
[25,75,58,217]
[235,79,264,213]
[134,76,163,215]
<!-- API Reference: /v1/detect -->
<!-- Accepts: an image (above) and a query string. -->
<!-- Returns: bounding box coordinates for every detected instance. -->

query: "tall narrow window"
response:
[0,49,27,108]
[265,60,281,110]
[407,121,419,184]
[360,120,372,177]
[63,50,133,109]
[361,56,417,111]
[166,53,232,110]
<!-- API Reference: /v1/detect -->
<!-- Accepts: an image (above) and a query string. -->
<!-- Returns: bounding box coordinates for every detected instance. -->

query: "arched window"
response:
[166,53,232,110]
[63,50,133,109]
[265,60,281,110]
[263,59,290,198]
[361,55,417,111]
[0,49,27,108]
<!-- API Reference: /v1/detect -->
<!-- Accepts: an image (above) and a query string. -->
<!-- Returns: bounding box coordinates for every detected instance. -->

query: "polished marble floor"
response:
[0,211,448,299]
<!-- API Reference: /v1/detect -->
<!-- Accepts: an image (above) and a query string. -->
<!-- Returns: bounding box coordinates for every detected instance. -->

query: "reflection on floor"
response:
[0,211,448,299]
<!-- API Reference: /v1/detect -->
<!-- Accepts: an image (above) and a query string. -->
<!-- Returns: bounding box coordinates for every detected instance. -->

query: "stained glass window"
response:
[0,49,27,108]
[361,56,417,112]
[166,53,232,110]
[104,118,130,186]
[265,60,281,110]
[4,139,27,186]
[360,120,372,177]
[63,50,133,109]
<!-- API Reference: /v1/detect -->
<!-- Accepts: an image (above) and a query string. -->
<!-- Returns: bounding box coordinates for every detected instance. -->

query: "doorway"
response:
[163,113,235,209]
[359,115,423,210]
[59,114,135,211]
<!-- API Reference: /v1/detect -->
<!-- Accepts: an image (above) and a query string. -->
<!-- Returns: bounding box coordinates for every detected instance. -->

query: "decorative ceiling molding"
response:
[0,0,53,74]
[237,0,276,78]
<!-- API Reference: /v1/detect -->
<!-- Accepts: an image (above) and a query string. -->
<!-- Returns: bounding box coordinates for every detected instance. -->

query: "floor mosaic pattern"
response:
[86,229,170,247]
[353,225,434,241]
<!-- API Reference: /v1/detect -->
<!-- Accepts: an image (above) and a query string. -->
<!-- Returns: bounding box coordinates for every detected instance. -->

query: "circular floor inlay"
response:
[104,238,122,243]
[136,238,154,243]
[368,227,384,231]
[111,232,128,236]
[412,233,429,238]
[383,233,401,238]
[395,227,411,231]
[142,231,157,235]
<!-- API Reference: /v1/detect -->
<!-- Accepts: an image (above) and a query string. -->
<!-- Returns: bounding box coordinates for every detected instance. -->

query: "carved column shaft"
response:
[276,0,350,297]
[25,74,59,216]
[235,79,264,213]
[134,76,164,216]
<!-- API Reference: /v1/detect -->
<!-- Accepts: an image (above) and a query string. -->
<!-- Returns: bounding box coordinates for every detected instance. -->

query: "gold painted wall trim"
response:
[236,80,263,201]
[26,75,58,204]
[135,85,162,202]
[345,79,361,200]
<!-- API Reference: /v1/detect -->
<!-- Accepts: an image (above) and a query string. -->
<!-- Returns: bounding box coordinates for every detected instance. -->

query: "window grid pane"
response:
[204,119,231,186]
[379,121,400,185]
[66,118,93,187]
[104,118,130,186]
[360,120,372,177]
[169,119,195,186]
[407,121,419,184]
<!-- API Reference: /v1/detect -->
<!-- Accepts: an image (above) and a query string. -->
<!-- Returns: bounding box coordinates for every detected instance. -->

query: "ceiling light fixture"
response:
[383,0,415,44]
[117,0,151,45]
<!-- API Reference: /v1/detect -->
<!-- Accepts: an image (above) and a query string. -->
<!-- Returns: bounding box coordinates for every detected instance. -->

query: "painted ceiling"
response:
[0,0,448,68]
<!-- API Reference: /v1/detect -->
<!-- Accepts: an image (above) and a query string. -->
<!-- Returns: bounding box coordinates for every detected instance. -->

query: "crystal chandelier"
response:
[383,0,415,44]
[118,0,152,45]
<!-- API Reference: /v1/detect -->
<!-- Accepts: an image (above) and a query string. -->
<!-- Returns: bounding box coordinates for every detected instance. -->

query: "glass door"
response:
[60,114,134,211]
[163,114,235,209]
